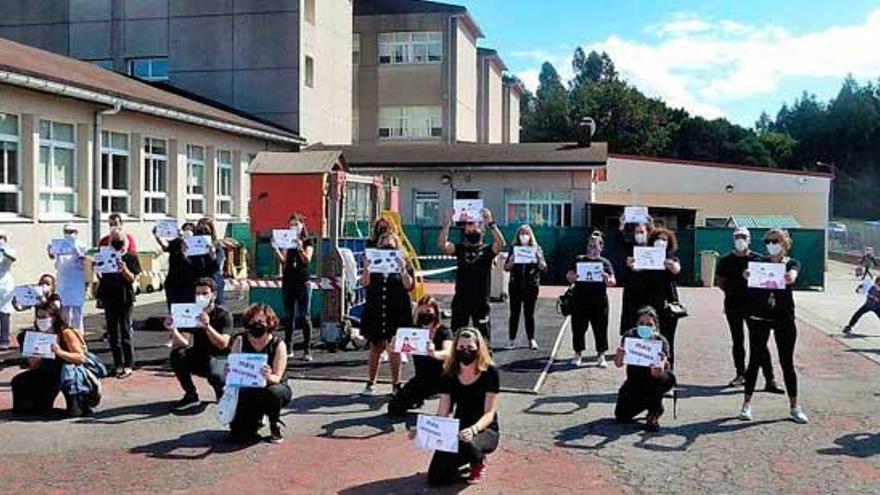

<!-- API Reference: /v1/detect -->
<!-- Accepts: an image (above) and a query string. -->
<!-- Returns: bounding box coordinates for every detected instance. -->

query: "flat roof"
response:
[609,154,834,178]
[354,0,484,38]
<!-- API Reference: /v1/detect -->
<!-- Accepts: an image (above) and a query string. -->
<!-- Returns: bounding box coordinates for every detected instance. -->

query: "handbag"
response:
[557,284,575,317]
[664,284,689,319]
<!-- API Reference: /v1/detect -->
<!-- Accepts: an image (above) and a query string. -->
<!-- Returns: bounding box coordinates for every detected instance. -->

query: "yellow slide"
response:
[380,210,426,301]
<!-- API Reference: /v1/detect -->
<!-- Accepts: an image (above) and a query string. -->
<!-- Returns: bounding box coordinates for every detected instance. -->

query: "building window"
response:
[128,57,169,81]
[0,113,20,214]
[100,131,129,215]
[378,106,442,140]
[505,189,572,227]
[344,181,373,228]
[352,33,361,65]
[38,120,76,216]
[378,32,442,65]
[186,145,205,216]
[414,191,440,225]
[216,149,233,216]
[144,137,168,214]
[304,0,316,24]
[305,56,315,88]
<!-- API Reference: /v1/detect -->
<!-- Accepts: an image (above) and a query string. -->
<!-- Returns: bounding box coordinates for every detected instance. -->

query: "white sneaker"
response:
[738,404,753,421]
[571,355,583,367]
[506,340,516,350]
[361,383,376,396]
[597,355,608,368]
[529,339,539,350]
[790,406,809,424]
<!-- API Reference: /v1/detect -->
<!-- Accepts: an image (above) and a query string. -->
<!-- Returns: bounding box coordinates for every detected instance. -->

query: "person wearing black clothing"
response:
[619,221,652,334]
[858,247,877,280]
[273,213,315,361]
[417,328,500,486]
[739,229,809,424]
[228,304,292,444]
[566,233,617,367]
[439,207,506,343]
[165,278,232,410]
[503,225,547,350]
[154,222,197,309]
[388,296,454,416]
[96,230,141,379]
[716,227,780,390]
[613,306,676,432]
[844,276,880,334]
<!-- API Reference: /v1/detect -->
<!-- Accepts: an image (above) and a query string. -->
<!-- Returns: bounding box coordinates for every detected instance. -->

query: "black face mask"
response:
[111,240,125,251]
[247,322,268,338]
[464,232,482,245]
[458,349,478,365]
[417,312,435,327]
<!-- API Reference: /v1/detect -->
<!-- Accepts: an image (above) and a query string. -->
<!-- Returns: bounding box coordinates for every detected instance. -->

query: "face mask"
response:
[734,239,749,252]
[634,233,647,245]
[111,240,125,251]
[36,318,53,332]
[767,243,783,256]
[64,233,77,241]
[40,284,52,295]
[194,294,212,308]
[637,325,654,339]
[247,322,268,338]
[458,349,478,365]
[182,230,194,239]
[464,232,482,245]
[519,234,530,245]
[654,239,668,250]
[417,312,435,327]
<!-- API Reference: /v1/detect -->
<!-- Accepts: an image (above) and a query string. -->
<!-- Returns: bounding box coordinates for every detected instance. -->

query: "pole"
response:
[92,102,122,247]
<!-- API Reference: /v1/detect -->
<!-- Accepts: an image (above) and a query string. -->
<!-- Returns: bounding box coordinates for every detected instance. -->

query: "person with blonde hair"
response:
[504,224,547,350]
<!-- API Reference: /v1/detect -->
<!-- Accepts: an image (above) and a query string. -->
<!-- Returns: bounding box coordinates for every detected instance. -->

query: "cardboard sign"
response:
[415,414,460,454]
[93,247,122,274]
[155,219,180,241]
[171,303,202,329]
[226,353,269,388]
[22,332,57,359]
[49,238,79,256]
[185,235,212,257]
[576,262,605,283]
[394,328,430,355]
[623,337,664,367]
[13,285,43,307]
[623,206,650,224]
[747,262,787,289]
[453,199,483,223]
[633,246,667,271]
[273,229,301,250]
[513,246,538,264]
[365,248,403,275]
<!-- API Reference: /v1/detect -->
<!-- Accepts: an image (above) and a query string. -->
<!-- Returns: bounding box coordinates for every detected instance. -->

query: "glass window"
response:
[504,189,572,227]
[0,113,17,136]
[38,120,76,215]
[305,56,315,88]
[127,57,169,81]
[186,145,205,216]
[414,191,440,225]
[378,106,442,140]
[216,149,233,216]
[101,131,129,215]
[0,112,20,214]
[144,137,168,214]
[378,31,443,65]
[304,0,316,24]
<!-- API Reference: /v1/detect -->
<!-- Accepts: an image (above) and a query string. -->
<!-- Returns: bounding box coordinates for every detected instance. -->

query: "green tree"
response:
[522,62,571,142]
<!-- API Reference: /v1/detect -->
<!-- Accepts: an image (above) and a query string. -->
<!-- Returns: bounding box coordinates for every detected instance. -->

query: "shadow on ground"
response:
[130,430,257,459]
[817,433,880,458]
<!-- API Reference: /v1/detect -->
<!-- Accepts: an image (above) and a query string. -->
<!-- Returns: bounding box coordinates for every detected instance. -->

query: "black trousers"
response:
[615,373,676,421]
[744,316,798,398]
[387,375,441,416]
[428,429,500,486]
[848,303,880,328]
[283,281,313,350]
[508,284,538,341]
[105,303,134,369]
[230,383,293,434]
[658,312,679,370]
[11,365,60,415]
[726,308,775,380]
[571,302,609,355]
[170,347,225,399]
[451,296,491,343]
[619,287,639,335]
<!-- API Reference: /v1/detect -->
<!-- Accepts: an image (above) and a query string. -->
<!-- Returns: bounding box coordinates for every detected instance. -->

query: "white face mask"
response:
[194,294,212,308]
[654,239,668,250]
[40,284,52,295]
[36,318,53,332]
[734,239,749,252]
[766,243,783,256]
[64,233,77,241]
[634,233,647,245]
[182,230,194,239]
[519,234,530,245]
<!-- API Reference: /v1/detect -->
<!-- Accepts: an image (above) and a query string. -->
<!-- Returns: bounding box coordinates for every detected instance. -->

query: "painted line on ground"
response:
[532,315,570,394]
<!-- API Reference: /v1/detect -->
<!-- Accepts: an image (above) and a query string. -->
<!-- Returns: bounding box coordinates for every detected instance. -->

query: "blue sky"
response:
[449,0,880,127]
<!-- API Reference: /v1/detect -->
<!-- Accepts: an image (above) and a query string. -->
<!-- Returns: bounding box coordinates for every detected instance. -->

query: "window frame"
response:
[38,119,77,218]
[378,31,443,65]
[304,55,315,88]
[143,137,169,216]
[378,106,442,140]
[185,144,206,217]
[216,149,233,217]
[504,189,573,227]
[127,57,169,82]
[413,190,440,225]
[0,112,21,216]
[100,130,130,216]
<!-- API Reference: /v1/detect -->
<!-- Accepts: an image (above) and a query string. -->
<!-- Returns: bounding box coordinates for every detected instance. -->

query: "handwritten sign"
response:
[365,248,403,275]
[22,332,57,359]
[513,246,538,264]
[226,353,269,388]
[49,238,79,256]
[748,262,787,289]
[13,285,43,307]
[185,235,212,257]
[273,229,300,250]
[623,337,664,368]
[453,199,483,223]
[623,206,649,224]
[576,262,605,282]
[633,246,666,271]
[171,303,202,329]
[394,328,430,355]
[155,219,180,241]
[93,247,121,275]
[415,414,460,454]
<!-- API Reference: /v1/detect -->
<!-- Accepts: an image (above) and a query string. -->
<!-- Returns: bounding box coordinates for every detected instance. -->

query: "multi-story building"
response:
[0,0,353,145]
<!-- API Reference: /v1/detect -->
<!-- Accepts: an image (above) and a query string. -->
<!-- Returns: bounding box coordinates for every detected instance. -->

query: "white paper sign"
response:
[633,246,667,271]
[513,246,538,264]
[623,206,650,224]
[623,337,664,368]
[226,353,268,388]
[415,414,460,454]
[273,229,300,250]
[747,262,787,289]
[185,235,212,257]
[453,199,483,223]
[394,328,430,355]
[13,285,43,307]
[171,303,202,329]
[49,238,79,256]
[155,219,180,241]
[93,247,122,275]
[22,332,57,359]
[365,248,403,274]
[576,262,605,282]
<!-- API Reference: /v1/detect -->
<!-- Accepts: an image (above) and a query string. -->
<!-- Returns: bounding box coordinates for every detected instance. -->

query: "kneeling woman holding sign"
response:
[226,304,292,444]
[423,328,500,485]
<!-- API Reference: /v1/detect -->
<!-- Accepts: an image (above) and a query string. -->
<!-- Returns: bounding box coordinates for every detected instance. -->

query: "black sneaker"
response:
[392,383,403,396]
[764,381,785,395]
[268,419,285,444]
[173,393,200,411]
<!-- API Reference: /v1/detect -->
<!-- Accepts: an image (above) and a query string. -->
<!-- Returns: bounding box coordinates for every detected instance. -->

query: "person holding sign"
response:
[196,218,227,305]
[739,229,809,424]
[96,230,141,379]
[613,306,675,432]
[503,225,547,350]
[439,207,506,343]
[13,274,60,313]
[388,296,454,416]
[0,230,16,350]
[165,278,233,411]
[618,221,652,335]
[47,224,89,334]
[227,304,292,444]
[273,213,315,361]
[154,222,197,310]
[361,227,415,396]
[422,328,500,485]
[98,213,138,254]
[565,232,616,367]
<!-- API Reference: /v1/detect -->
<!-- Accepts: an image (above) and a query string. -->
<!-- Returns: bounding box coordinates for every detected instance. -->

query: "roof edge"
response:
[609,154,834,178]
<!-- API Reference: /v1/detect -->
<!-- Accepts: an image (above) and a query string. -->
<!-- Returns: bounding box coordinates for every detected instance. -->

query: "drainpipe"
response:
[92,101,122,247]
[448,16,454,144]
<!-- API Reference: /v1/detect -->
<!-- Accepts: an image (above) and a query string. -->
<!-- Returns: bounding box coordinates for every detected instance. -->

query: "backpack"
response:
[557,284,575,317]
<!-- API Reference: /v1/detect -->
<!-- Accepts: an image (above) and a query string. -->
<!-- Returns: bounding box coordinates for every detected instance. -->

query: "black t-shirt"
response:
[619,327,671,383]
[183,306,233,358]
[454,243,495,300]
[748,257,801,319]
[440,365,500,431]
[638,255,679,307]
[716,251,760,309]
[164,238,196,289]
[506,244,542,289]
[283,238,315,285]
[97,252,142,306]
[413,326,454,380]
[571,255,615,302]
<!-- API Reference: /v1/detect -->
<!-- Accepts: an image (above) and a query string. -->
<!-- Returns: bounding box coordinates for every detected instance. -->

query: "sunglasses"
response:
[764,239,781,245]
[456,346,478,352]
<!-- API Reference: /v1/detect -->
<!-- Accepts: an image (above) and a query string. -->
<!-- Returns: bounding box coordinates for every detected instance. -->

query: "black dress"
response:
[361,250,414,344]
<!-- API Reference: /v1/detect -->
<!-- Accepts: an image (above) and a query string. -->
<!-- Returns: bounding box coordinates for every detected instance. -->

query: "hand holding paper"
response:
[414,414,460,453]
[623,337,664,368]
[576,262,605,282]
[747,262,787,289]
[633,246,666,271]
[22,332,57,359]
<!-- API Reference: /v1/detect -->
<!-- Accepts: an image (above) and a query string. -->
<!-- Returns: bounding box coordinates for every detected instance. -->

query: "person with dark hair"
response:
[439,208,506,343]
[228,304,292,444]
[844,275,880,334]
[619,221,652,334]
[273,212,315,361]
[98,213,138,254]
[504,224,547,350]
[566,232,616,367]
[858,247,877,280]
[165,277,233,411]
[387,296,453,416]
[195,218,226,305]
[154,222,197,309]
[96,229,141,379]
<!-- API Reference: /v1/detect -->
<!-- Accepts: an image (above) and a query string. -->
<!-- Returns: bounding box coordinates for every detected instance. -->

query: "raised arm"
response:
[437,208,456,255]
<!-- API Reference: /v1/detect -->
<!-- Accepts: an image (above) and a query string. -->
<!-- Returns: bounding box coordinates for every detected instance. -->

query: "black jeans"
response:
[452,295,491,343]
[387,375,441,416]
[508,284,538,341]
[428,429,500,486]
[572,302,609,355]
[658,312,679,370]
[744,316,798,398]
[283,281,313,350]
[105,303,134,369]
[726,308,775,380]
[11,364,60,415]
[848,303,880,328]
[230,383,293,434]
[615,373,677,421]
[170,347,225,399]
[164,283,194,311]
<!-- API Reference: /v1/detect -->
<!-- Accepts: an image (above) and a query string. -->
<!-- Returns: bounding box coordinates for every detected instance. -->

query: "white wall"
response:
[454,22,477,143]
